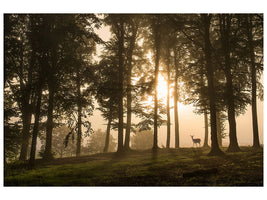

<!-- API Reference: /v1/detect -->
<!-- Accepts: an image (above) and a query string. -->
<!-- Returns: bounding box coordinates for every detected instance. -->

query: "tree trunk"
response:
[219,15,240,152]
[166,48,171,149]
[202,14,224,156]
[117,19,124,153]
[76,73,82,157]
[19,68,33,161]
[153,24,160,150]
[124,25,137,151]
[104,109,112,153]
[19,108,32,161]
[43,83,55,160]
[216,111,222,147]
[174,49,180,148]
[247,16,260,148]
[203,109,209,147]
[29,83,43,167]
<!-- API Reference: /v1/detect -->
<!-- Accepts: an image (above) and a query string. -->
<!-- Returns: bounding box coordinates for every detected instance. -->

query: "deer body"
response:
[190,135,201,147]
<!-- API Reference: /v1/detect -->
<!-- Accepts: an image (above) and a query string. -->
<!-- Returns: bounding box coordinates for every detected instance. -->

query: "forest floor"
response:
[4,146,263,186]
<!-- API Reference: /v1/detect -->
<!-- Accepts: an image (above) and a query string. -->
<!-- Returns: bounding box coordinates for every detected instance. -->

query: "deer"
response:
[190,135,201,147]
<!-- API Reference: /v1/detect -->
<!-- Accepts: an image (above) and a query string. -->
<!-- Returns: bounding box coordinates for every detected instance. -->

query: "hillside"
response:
[4,147,263,186]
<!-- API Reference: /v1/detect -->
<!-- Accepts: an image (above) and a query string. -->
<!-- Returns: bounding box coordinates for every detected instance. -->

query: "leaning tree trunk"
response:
[104,109,113,153]
[76,72,82,157]
[153,24,161,150]
[202,14,224,156]
[166,48,171,149]
[174,49,180,148]
[43,82,55,160]
[124,26,137,151]
[247,16,260,148]
[29,82,43,167]
[220,15,240,152]
[117,19,124,153]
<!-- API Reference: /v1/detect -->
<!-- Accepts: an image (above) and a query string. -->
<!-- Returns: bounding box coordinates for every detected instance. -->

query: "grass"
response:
[4,146,263,186]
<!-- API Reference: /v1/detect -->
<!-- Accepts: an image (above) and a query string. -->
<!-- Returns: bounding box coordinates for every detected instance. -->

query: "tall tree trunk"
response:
[174,49,180,148]
[219,15,240,152]
[124,26,137,151]
[247,16,260,148]
[203,109,209,147]
[29,83,43,167]
[19,62,33,161]
[104,109,112,153]
[76,73,82,157]
[202,14,224,156]
[166,48,171,149]
[153,25,160,150]
[43,83,55,160]
[19,108,32,160]
[117,19,124,153]
[216,111,222,147]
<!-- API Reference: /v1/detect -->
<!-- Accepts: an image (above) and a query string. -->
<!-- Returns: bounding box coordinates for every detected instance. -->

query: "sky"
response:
[90,23,264,148]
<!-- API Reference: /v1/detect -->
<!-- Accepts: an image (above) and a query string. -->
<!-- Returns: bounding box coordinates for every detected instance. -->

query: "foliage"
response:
[131,130,153,150]
[84,129,117,154]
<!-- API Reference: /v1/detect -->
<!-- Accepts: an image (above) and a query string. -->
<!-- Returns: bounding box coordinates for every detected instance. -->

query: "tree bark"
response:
[216,111,222,147]
[219,15,240,152]
[153,24,160,150]
[43,82,55,160]
[104,109,112,153]
[247,16,260,148]
[29,83,43,167]
[203,109,209,147]
[124,25,137,151]
[174,49,180,148]
[76,73,82,157]
[166,47,171,149]
[202,14,224,156]
[117,19,124,153]
[19,107,32,161]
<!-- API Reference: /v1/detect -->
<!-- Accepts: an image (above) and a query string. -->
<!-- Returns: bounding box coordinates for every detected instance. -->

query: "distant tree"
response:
[85,129,117,154]
[39,125,76,158]
[131,130,153,150]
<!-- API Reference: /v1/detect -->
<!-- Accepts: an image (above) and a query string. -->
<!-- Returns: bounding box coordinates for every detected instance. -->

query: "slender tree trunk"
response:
[174,49,180,148]
[219,15,240,152]
[19,68,33,161]
[76,73,82,157]
[104,109,112,153]
[216,111,222,147]
[19,108,32,160]
[29,83,43,167]
[166,48,171,149]
[124,26,137,151]
[202,14,224,156]
[43,83,55,160]
[203,109,209,147]
[117,19,124,153]
[247,16,260,148]
[153,25,160,150]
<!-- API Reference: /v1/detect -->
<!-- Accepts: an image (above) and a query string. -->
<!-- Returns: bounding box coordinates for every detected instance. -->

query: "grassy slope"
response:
[4,147,263,186]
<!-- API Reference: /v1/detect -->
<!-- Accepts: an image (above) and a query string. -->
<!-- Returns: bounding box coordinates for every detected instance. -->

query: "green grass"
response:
[4,147,263,186]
